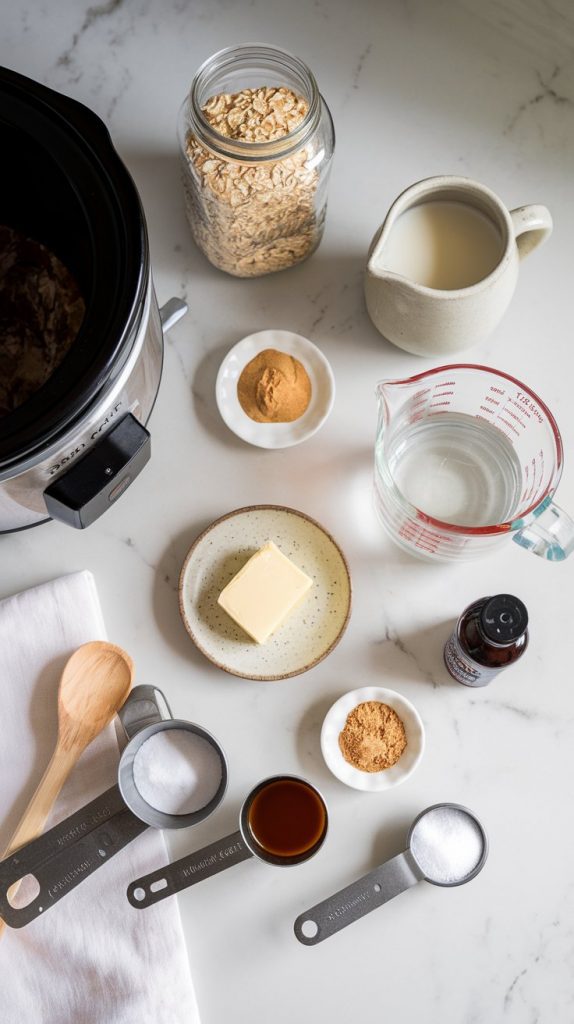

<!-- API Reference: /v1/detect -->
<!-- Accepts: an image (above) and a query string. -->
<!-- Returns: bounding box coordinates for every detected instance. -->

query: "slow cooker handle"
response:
[160,297,188,333]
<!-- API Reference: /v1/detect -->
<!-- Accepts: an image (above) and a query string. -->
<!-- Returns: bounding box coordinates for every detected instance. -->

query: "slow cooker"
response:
[0,67,186,531]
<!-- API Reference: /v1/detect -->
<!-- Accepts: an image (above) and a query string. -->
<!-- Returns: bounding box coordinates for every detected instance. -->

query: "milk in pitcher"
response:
[379,200,503,290]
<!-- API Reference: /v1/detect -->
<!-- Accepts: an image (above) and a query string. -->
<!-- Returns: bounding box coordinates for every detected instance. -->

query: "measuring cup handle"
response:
[294,851,423,946]
[118,684,173,740]
[513,499,574,561]
[126,829,252,909]
[509,205,552,260]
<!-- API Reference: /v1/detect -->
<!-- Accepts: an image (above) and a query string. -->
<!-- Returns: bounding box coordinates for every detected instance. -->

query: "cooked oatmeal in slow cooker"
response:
[0,225,85,417]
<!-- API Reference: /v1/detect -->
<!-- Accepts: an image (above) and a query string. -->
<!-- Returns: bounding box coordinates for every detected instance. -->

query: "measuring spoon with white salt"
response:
[294,802,487,945]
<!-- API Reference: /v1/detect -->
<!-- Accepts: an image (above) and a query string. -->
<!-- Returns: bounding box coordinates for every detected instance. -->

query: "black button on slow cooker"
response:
[44,414,150,528]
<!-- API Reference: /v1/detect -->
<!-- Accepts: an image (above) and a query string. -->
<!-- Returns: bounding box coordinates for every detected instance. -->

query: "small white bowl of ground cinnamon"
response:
[321,687,425,791]
[216,329,335,449]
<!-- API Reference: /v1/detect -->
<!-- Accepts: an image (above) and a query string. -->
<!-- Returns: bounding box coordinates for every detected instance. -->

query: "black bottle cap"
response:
[479,594,528,645]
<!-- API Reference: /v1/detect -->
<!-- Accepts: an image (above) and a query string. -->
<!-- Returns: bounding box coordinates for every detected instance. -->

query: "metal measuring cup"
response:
[0,686,227,928]
[127,774,328,909]
[117,685,227,828]
[294,802,488,945]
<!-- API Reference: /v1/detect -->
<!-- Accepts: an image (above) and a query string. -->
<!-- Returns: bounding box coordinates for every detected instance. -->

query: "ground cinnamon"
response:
[338,701,407,772]
[237,348,312,423]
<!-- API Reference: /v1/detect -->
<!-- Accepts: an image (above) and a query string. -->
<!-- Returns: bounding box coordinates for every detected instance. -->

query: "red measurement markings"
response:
[505,409,527,429]
[484,395,500,406]
[479,405,494,415]
[522,459,536,505]
[490,386,505,395]
[521,451,545,508]
[515,392,543,424]
[509,397,531,419]
[497,417,520,437]
[410,389,431,413]
[429,401,451,409]
[533,450,545,502]
[398,522,440,553]
[433,390,454,398]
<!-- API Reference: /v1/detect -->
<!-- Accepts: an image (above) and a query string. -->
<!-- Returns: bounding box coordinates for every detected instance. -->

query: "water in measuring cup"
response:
[382,412,522,527]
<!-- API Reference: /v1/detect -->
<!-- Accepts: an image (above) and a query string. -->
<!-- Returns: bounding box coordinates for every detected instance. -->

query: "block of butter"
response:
[217,541,313,644]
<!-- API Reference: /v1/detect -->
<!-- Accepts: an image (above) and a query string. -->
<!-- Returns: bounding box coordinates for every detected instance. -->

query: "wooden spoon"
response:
[0,640,134,934]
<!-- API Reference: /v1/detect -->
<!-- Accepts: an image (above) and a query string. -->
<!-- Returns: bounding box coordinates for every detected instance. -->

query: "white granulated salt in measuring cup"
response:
[408,804,485,885]
[117,686,227,830]
[133,729,224,816]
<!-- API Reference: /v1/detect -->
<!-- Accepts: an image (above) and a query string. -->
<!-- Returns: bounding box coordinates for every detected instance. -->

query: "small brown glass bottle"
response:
[444,594,529,687]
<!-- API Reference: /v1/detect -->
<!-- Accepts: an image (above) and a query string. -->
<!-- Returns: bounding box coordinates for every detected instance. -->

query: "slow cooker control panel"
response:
[44,414,151,529]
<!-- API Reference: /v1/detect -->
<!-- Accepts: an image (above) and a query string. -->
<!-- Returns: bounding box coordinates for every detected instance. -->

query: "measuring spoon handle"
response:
[0,787,147,928]
[127,830,252,909]
[294,851,423,945]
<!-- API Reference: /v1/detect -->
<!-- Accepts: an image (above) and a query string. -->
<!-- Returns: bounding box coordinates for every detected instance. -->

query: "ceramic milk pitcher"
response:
[364,176,552,355]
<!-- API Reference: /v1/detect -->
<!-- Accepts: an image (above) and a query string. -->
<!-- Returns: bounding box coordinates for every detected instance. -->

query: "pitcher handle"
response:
[510,205,552,260]
[513,499,574,561]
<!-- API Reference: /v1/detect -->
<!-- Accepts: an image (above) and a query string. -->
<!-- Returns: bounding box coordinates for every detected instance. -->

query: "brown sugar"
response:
[338,701,407,772]
[237,348,312,423]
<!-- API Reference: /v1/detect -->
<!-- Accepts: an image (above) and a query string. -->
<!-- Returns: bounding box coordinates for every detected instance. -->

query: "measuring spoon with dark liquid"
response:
[127,774,328,909]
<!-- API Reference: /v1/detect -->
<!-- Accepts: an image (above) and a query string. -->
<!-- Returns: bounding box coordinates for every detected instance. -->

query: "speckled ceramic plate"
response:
[215,330,335,449]
[321,687,425,791]
[179,506,351,680]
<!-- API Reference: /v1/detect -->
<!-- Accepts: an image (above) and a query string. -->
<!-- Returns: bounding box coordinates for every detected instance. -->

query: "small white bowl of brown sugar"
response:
[321,687,425,791]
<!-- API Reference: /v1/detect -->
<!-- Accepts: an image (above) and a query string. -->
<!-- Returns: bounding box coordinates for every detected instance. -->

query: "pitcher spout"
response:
[366,213,405,281]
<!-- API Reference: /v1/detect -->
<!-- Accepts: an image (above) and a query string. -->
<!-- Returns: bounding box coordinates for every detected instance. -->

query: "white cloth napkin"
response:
[0,571,200,1024]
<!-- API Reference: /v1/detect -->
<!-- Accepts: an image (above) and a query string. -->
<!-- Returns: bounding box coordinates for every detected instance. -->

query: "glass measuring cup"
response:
[0,686,227,928]
[375,364,574,561]
[294,802,487,945]
[126,774,328,909]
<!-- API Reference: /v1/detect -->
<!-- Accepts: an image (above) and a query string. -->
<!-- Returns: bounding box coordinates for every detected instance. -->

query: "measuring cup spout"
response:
[375,377,412,426]
[375,376,418,400]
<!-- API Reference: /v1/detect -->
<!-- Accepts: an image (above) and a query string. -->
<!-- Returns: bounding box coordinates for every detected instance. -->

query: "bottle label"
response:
[444,631,499,687]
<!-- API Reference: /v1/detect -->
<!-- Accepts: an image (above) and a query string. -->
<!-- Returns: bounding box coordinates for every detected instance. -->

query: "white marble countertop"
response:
[2,1,574,1021]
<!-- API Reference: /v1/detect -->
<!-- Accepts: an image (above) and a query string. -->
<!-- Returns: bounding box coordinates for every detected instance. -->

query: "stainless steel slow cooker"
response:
[0,67,186,531]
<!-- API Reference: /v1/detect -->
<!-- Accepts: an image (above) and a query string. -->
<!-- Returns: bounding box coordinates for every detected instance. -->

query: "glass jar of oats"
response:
[178,45,335,277]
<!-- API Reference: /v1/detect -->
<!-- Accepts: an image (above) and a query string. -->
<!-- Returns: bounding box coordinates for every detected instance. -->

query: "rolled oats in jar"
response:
[178,45,335,277]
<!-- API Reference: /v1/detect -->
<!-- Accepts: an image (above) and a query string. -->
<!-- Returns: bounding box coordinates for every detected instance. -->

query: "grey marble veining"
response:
[2,1,574,1022]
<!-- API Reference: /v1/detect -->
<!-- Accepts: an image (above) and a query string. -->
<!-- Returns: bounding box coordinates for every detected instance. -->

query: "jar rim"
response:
[187,43,321,162]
